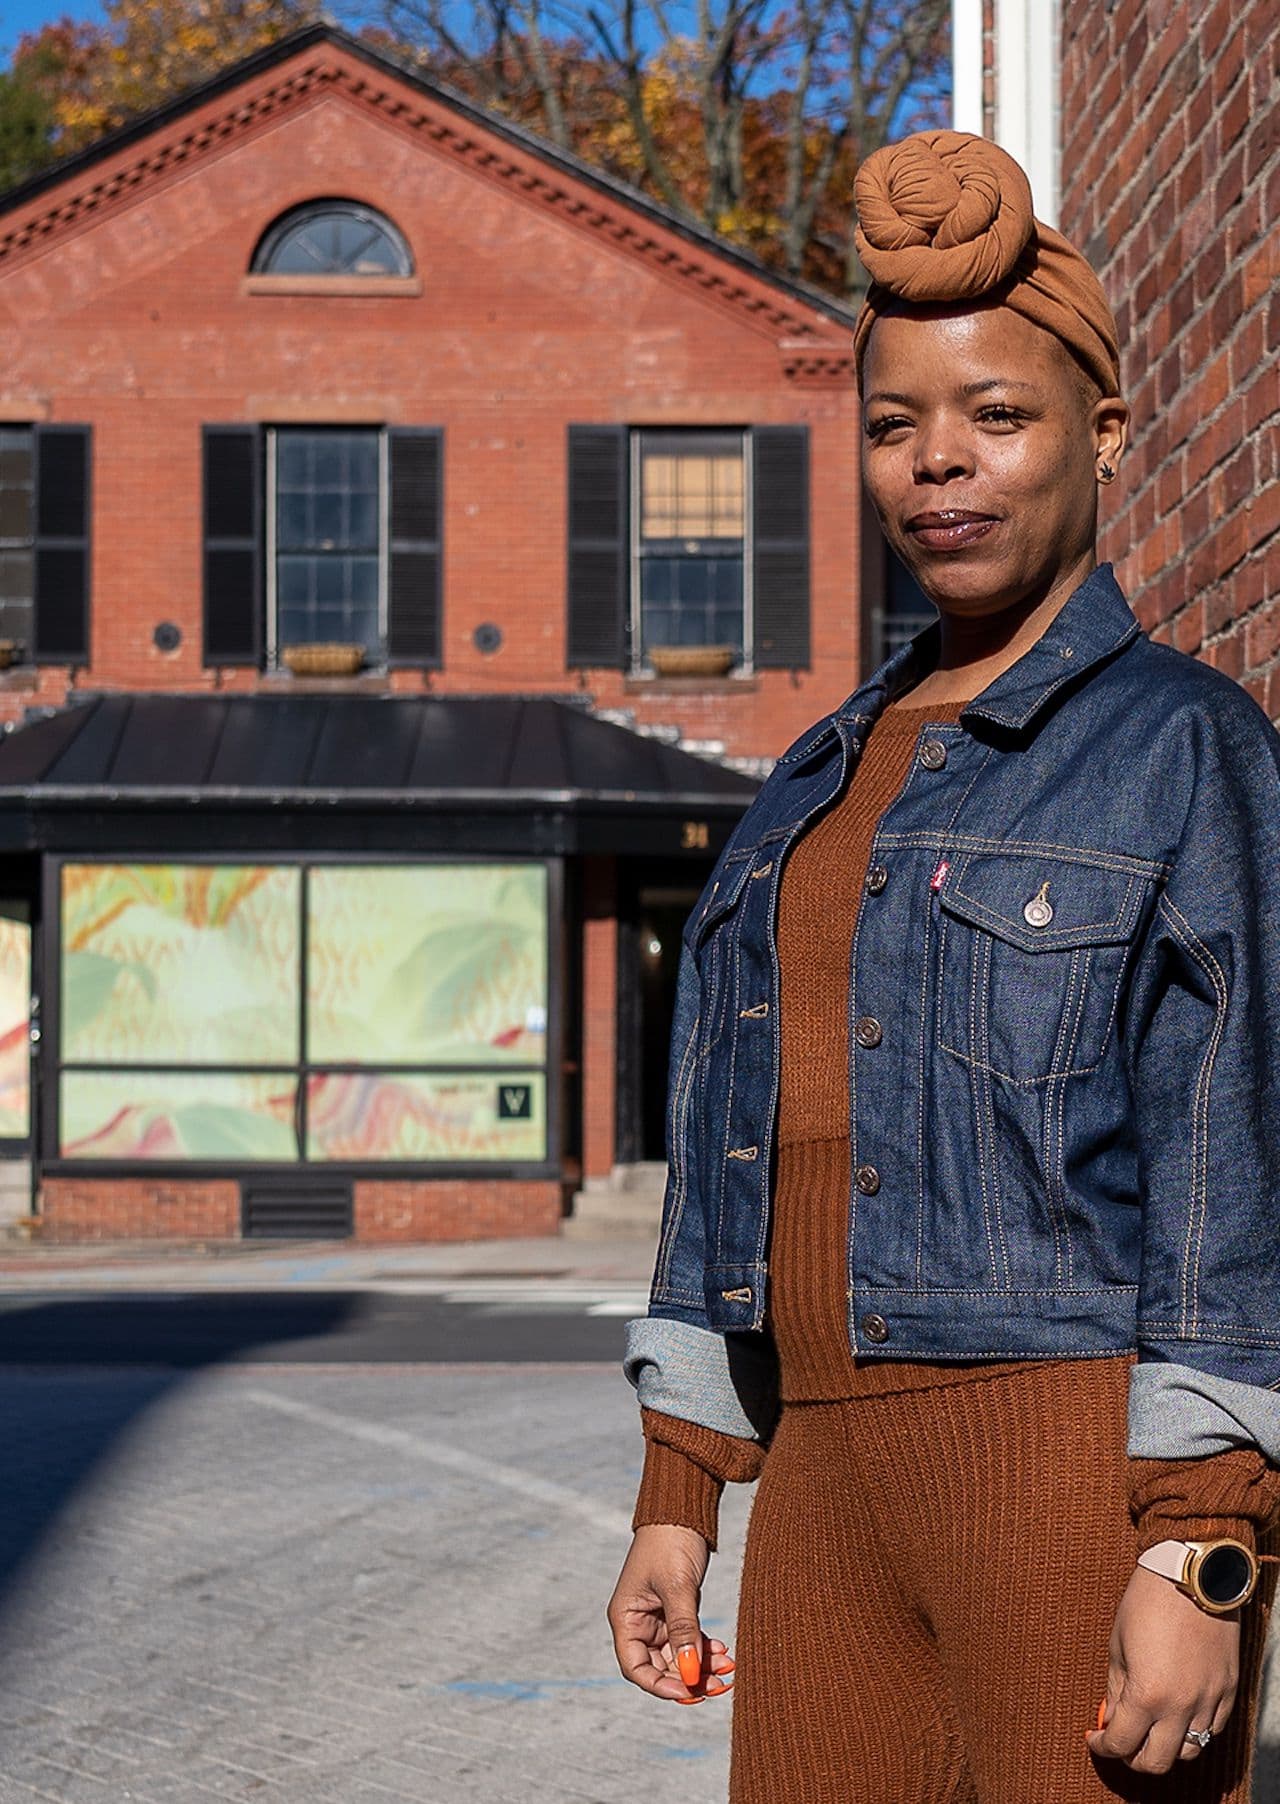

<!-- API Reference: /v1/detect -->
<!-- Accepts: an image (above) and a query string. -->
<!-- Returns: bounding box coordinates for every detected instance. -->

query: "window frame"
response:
[42,851,563,1180]
[264,424,391,672]
[627,425,755,678]
[0,424,34,667]
[251,199,415,278]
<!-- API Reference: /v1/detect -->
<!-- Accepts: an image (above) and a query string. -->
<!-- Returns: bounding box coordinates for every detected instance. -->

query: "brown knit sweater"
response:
[633,691,1280,1553]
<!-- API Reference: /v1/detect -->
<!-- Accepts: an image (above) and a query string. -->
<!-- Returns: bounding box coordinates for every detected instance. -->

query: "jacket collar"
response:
[840,562,1144,734]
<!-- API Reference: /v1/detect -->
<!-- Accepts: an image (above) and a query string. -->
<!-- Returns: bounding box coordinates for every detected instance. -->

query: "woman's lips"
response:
[907,515,999,551]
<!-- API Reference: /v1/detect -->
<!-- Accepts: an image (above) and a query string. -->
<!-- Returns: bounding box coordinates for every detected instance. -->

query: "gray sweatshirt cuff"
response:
[623,1316,779,1442]
[1127,1361,1280,1463]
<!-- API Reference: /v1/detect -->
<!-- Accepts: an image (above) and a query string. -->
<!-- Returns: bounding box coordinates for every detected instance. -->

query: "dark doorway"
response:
[616,869,704,1164]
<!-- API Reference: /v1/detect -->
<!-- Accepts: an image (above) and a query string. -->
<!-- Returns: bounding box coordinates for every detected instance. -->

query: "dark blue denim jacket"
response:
[625,564,1280,1459]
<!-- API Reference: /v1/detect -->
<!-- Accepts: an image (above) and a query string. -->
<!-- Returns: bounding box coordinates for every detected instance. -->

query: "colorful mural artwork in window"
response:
[60,864,300,1065]
[61,1072,298,1161]
[0,904,30,1137]
[306,1071,545,1162]
[56,860,552,1165]
[306,864,548,1065]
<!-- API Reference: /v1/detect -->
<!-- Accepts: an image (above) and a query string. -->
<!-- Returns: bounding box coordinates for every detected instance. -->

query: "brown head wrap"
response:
[852,129,1122,400]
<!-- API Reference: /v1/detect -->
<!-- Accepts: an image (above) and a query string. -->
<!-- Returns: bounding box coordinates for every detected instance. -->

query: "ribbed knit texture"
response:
[633,688,1280,1561]
[729,1359,1280,1804]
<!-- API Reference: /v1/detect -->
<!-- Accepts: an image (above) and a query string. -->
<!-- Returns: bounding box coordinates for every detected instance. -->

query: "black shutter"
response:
[203,425,263,665]
[33,424,91,664]
[752,425,810,669]
[387,427,443,667]
[567,425,628,668]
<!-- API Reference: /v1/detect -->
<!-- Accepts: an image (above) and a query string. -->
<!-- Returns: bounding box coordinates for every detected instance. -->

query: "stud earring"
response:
[1097,461,1115,483]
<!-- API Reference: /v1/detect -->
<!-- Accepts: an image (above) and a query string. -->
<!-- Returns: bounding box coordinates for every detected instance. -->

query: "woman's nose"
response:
[912,422,974,484]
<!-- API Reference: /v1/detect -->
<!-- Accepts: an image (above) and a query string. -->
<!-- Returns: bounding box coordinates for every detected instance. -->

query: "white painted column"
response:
[951,0,986,137]
[993,0,1062,225]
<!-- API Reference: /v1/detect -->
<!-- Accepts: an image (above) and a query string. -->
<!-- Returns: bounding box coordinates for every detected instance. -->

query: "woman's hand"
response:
[607,1524,735,1703]
[1084,1564,1239,1772]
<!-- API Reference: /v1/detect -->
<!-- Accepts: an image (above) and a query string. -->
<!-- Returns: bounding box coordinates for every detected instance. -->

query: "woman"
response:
[606,130,1280,1802]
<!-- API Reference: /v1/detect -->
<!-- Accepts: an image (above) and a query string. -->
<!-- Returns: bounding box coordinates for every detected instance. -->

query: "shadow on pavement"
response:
[0,1290,358,1612]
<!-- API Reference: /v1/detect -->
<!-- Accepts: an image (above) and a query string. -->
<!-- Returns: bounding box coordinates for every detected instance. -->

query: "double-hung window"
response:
[202,424,441,672]
[566,422,809,675]
[632,429,749,666]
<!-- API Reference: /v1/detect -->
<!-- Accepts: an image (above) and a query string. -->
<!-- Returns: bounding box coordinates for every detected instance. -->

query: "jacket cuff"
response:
[1128,1448,1280,1558]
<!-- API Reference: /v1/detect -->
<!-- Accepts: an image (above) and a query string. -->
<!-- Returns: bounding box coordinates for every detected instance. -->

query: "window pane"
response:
[60,864,300,1064]
[0,550,33,603]
[307,864,549,1065]
[0,428,33,545]
[261,208,408,277]
[0,904,30,1136]
[61,1071,298,1160]
[640,435,744,539]
[275,429,381,653]
[640,554,744,652]
[307,1070,545,1161]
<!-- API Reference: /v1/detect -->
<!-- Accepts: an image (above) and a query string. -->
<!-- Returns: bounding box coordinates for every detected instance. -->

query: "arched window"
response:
[252,200,413,277]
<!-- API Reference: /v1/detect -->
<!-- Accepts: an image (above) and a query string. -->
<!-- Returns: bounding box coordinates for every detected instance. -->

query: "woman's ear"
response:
[1093,394,1130,484]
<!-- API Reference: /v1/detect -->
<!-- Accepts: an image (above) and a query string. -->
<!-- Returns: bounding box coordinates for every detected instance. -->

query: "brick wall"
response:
[0,36,865,765]
[353,1178,563,1242]
[37,1175,563,1241]
[1060,1,1278,715]
[39,1177,240,1241]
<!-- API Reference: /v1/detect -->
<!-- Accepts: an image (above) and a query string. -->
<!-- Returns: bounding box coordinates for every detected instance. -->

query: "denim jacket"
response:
[625,564,1280,1465]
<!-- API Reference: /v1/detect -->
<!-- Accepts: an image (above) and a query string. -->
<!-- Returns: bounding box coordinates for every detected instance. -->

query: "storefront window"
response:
[0,902,31,1137]
[56,860,550,1165]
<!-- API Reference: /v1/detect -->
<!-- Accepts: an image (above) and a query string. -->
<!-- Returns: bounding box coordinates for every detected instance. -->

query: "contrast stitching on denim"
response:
[654,1002,701,1298]
[914,861,932,1290]
[1045,950,1092,1286]
[940,877,1142,950]
[1159,892,1227,1337]
[877,832,1170,877]
[967,911,1006,1288]
[866,1284,1138,1296]
[1141,1322,1280,1347]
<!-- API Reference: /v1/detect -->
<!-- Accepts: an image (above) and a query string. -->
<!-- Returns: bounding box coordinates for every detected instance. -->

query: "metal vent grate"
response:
[241,1180,353,1239]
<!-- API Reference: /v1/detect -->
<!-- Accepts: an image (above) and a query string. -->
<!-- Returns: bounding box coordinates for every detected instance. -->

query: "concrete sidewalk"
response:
[0,1230,659,1292]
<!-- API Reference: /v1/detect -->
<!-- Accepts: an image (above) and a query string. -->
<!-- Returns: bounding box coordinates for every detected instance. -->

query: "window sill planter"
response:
[646,644,736,678]
[281,642,366,677]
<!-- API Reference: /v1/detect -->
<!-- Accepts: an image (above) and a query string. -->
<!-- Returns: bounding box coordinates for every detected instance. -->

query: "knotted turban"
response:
[851,129,1122,400]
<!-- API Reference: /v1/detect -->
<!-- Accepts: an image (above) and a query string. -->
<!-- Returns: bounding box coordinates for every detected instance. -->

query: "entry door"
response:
[616,879,702,1164]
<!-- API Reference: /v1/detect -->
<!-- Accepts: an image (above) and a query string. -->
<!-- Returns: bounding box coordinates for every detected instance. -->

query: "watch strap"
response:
[1137,1539,1193,1584]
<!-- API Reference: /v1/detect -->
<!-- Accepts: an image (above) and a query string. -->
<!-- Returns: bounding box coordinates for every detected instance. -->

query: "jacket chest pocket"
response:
[934,850,1149,1084]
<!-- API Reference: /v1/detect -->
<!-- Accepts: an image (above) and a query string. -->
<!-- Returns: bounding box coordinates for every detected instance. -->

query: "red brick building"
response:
[957,0,1277,711]
[0,23,889,1242]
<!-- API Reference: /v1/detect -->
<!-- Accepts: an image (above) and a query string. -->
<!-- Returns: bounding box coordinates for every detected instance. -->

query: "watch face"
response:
[1198,1543,1253,1606]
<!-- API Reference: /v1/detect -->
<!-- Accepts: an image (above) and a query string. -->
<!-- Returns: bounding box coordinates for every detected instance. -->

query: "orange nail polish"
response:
[1096,1698,1107,1730]
[677,1644,701,1688]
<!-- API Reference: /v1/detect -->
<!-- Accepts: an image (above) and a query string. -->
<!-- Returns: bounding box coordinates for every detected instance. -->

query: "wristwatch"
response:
[1136,1538,1263,1614]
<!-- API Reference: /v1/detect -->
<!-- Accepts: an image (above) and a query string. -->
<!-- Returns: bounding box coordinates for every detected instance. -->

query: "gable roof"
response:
[0,21,859,346]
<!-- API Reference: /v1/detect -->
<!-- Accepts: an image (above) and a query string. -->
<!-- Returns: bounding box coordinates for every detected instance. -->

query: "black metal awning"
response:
[0,692,761,856]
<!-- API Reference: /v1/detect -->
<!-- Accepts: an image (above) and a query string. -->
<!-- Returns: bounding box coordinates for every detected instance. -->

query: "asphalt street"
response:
[0,1265,1275,1803]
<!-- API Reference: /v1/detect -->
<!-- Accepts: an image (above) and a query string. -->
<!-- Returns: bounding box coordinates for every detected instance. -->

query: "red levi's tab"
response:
[930,859,950,892]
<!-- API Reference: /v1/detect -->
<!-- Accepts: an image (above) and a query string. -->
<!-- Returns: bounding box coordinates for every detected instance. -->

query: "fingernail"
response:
[677,1645,701,1688]
[1097,1698,1107,1730]
[674,1694,704,1705]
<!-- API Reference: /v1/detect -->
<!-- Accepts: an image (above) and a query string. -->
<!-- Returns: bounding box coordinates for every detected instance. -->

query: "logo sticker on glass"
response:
[498,1082,533,1120]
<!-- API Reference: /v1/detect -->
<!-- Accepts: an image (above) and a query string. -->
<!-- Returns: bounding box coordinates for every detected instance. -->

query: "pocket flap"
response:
[937,851,1145,952]
[683,852,759,950]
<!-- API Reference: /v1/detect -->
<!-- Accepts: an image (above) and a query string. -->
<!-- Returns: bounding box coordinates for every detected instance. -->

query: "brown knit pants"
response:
[730,1355,1278,1804]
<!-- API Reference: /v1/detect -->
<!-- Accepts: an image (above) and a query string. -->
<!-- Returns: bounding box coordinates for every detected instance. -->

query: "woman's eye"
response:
[865,415,910,439]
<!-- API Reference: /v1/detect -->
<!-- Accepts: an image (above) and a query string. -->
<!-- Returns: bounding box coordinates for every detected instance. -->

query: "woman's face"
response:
[860,302,1128,618]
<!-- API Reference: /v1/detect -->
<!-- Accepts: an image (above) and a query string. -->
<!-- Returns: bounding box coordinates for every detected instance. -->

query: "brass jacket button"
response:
[861,1312,890,1343]
[919,738,948,770]
[855,1015,883,1048]
[855,1163,880,1194]
[864,864,888,893]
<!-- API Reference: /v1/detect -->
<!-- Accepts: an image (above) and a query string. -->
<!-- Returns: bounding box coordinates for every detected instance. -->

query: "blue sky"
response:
[1,0,108,60]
